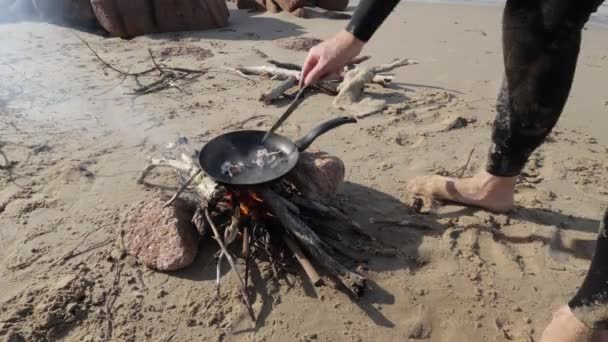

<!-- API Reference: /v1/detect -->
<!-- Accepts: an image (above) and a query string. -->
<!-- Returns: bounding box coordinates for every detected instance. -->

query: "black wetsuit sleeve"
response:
[345,0,401,42]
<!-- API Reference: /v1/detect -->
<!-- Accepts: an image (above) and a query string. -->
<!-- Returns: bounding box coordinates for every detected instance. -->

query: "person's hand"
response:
[300,30,365,87]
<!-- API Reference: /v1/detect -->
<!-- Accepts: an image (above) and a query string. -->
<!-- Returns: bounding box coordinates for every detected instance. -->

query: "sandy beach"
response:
[1,1,608,341]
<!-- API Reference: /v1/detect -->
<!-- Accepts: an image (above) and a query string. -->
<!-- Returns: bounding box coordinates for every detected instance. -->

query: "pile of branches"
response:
[235,57,417,105]
[137,152,396,321]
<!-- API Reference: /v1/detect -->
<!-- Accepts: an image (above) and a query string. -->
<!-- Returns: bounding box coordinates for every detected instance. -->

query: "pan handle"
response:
[295,116,357,152]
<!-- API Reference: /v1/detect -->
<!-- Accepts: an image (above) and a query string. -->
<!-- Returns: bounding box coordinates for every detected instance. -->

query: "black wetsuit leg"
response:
[486,0,605,177]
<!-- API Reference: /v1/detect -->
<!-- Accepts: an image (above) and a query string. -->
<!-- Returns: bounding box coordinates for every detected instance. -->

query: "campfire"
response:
[137,150,395,320]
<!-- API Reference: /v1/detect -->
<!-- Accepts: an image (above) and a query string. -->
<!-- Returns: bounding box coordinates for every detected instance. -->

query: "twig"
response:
[51,223,111,266]
[223,114,269,130]
[283,234,323,287]
[73,32,155,77]
[61,240,113,262]
[448,148,475,178]
[267,60,301,71]
[148,49,164,76]
[0,147,9,170]
[260,76,297,103]
[105,262,124,342]
[0,119,24,133]
[369,218,433,230]
[347,55,371,66]
[137,156,193,184]
[205,209,256,321]
[163,169,202,208]
[211,67,257,84]
[371,58,418,74]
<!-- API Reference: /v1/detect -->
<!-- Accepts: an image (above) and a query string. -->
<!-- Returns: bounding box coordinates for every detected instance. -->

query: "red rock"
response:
[116,0,157,37]
[124,196,199,271]
[154,0,229,32]
[91,0,127,37]
[317,0,348,11]
[290,7,307,18]
[289,150,345,200]
[274,0,305,12]
[265,0,281,13]
[236,0,260,10]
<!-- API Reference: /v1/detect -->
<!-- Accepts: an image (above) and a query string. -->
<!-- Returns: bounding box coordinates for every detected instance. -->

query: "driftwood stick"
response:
[283,234,323,287]
[205,209,256,321]
[260,76,297,103]
[163,169,202,208]
[137,157,192,184]
[267,60,301,71]
[236,66,300,80]
[261,189,365,295]
[348,55,371,66]
[371,58,418,74]
[369,218,434,231]
[242,225,250,258]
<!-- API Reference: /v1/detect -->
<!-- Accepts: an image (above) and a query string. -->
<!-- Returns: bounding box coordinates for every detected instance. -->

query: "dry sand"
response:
[1,2,608,341]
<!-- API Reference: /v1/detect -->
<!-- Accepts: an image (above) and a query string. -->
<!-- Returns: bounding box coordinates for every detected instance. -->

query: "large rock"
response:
[289,150,345,200]
[124,196,199,271]
[316,0,348,11]
[91,0,229,38]
[274,0,305,12]
[116,0,156,37]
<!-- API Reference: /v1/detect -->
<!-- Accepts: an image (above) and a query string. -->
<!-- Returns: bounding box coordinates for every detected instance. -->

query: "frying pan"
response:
[199,116,357,185]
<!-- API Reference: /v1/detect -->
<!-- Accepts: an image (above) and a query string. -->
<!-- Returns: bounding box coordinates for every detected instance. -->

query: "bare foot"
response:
[540,305,608,342]
[406,171,517,212]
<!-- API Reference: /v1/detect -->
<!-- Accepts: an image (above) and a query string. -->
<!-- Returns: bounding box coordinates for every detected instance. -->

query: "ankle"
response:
[475,171,517,194]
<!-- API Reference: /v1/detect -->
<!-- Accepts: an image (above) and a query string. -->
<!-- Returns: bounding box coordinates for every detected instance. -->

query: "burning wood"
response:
[136,149,396,320]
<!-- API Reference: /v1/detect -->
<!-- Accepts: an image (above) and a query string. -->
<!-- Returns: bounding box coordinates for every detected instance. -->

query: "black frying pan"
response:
[199,116,357,185]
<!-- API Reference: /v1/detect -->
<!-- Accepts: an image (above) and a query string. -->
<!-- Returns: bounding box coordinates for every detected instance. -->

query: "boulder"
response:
[91,0,229,38]
[274,0,305,12]
[124,196,199,271]
[289,150,345,200]
[316,0,348,11]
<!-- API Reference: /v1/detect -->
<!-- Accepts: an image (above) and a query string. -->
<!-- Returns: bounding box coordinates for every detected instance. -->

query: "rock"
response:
[92,0,229,38]
[290,7,307,18]
[154,0,229,33]
[91,0,126,37]
[66,303,79,315]
[116,0,157,37]
[124,196,199,271]
[439,116,477,131]
[236,0,264,10]
[274,0,305,12]
[408,321,432,339]
[265,0,280,13]
[317,0,348,11]
[288,150,345,200]
[273,37,322,51]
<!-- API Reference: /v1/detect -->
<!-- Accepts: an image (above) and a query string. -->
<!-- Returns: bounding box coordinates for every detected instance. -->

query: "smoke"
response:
[0,0,37,23]
[0,0,100,29]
